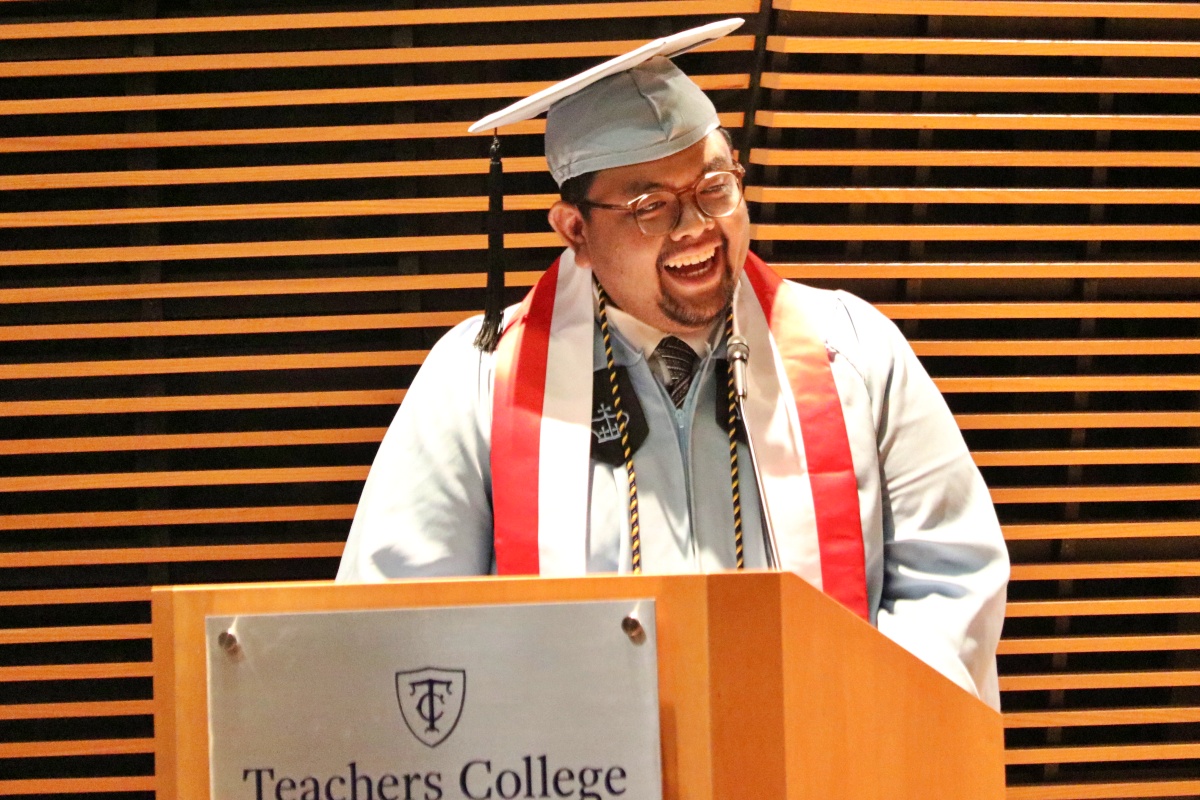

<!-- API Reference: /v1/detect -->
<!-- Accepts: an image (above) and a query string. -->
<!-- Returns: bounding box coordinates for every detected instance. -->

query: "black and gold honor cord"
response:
[724,307,745,569]
[596,283,643,574]
[595,281,746,574]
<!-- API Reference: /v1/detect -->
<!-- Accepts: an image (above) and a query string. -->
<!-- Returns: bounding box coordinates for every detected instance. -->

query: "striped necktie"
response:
[654,336,698,409]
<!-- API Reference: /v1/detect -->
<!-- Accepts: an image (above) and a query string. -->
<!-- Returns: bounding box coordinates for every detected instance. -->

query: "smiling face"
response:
[548,131,750,335]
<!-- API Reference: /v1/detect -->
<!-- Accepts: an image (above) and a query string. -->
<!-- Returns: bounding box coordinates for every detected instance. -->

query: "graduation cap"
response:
[467,17,745,351]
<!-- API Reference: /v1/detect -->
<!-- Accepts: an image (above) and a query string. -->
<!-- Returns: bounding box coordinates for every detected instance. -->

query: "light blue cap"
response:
[544,56,719,185]
[469,18,743,186]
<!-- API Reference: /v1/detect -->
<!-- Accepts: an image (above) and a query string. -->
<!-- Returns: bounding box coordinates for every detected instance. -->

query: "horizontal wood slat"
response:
[956,412,1200,429]
[0,738,154,758]
[2,82,537,116]
[767,35,1200,58]
[2,110,733,153]
[753,224,1200,241]
[0,390,405,417]
[758,111,1200,131]
[914,341,1200,357]
[0,273,541,305]
[1003,706,1200,728]
[0,776,156,795]
[0,157,549,192]
[1006,743,1200,766]
[748,187,1200,205]
[8,310,1191,344]
[753,150,1200,168]
[0,75,747,116]
[0,37,754,79]
[999,634,1200,655]
[0,700,154,721]
[1005,779,1200,800]
[774,262,1200,279]
[0,429,387,455]
[776,0,1200,19]
[0,466,369,492]
[6,543,345,568]
[0,624,150,646]
[763,73,1200,94]
[977,448,1200,466]
[0,505,357,531]
[0,195,558,228]
[0,1,759,39]
[0,663,153,683]
[0,119,544,154]
[994,486,1200,505]
[1010,560,1200,579]
[0,588,150,607]
[0,231,562,267]
[1000,670,1200,691]
[937,376,1200,392]
[1006,598,1200,617]
[1003,521,1200,539]
[879,303,1200,319]
[0,351,428,379]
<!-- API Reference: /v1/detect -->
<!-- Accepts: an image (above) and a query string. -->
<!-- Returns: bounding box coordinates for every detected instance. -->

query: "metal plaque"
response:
[206,600,660,800]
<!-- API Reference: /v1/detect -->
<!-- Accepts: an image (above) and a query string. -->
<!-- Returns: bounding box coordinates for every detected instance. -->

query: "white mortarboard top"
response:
[468,18,744,351]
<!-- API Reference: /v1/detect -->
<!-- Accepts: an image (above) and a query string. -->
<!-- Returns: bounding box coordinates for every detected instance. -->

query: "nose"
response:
[669,193,715,241]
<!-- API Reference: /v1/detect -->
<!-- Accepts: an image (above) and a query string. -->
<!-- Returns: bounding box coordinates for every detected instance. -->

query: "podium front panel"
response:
[204,601,662,800]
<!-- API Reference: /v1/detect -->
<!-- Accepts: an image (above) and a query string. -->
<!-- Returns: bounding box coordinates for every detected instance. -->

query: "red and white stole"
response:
[490,249,869,618]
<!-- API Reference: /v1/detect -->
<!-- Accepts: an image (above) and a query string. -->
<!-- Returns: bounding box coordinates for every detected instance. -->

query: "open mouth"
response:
[661,244,721,280]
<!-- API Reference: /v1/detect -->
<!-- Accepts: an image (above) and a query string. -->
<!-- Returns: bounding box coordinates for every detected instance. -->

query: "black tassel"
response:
[474,132,506,352]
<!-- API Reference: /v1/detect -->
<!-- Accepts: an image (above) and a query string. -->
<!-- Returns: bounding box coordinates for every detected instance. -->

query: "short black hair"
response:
[559,170,597,218]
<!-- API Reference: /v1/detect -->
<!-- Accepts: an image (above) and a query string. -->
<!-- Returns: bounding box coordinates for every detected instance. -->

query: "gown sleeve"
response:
[839,292,1010,710]
[336,318,496,581]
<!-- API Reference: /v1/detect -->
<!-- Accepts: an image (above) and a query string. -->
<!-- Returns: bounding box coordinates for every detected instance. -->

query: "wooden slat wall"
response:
[1,1,1196,799]
[761,2,1200,799]
[0,3,755,798]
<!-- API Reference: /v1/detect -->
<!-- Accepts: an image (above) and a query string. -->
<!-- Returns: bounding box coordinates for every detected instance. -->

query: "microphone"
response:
[727,335,750,402]
[726,334,782,570]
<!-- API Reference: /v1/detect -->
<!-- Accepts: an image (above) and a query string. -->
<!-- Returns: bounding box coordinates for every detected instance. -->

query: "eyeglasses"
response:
[577,163,746,237]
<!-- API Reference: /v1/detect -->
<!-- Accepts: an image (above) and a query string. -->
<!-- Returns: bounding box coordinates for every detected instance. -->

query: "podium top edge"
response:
[149,570,800,598]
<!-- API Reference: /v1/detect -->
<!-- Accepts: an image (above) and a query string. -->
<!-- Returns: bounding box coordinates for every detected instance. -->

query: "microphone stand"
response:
[727,336,782,570]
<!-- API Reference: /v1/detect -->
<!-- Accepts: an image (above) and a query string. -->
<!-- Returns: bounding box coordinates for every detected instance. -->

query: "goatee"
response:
[656,248,737,329]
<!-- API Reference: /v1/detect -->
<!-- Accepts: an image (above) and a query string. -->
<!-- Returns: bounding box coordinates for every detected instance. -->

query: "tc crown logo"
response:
[395,667,466,748]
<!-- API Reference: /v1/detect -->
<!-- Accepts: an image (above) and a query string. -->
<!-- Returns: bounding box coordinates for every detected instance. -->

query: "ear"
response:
[548,201,591,267]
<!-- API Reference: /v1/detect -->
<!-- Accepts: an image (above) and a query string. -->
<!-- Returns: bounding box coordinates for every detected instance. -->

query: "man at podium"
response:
[338,20,1009,711]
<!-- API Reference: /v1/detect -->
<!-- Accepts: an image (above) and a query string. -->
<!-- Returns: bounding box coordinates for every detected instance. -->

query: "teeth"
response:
[664,246,717,270]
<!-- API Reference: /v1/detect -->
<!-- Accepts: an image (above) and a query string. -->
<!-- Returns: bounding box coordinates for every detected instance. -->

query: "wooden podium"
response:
[153,571,1005,800]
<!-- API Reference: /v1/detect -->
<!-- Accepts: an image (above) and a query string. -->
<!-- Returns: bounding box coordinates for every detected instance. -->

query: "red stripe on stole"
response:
[744,253,869,619]
[491,258,560,575]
